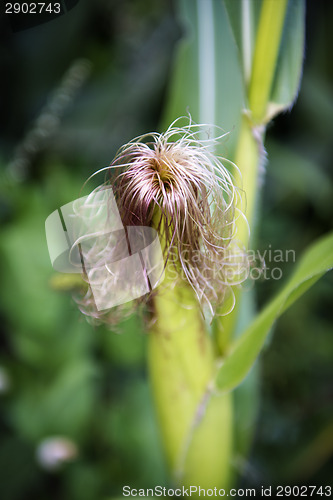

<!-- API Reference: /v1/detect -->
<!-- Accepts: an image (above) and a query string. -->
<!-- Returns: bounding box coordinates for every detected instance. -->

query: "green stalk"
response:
[215,0,289,352]
[215,114,261,353]
[249,0,289,124]
[148,0,291,485]
[148,264,214,477]
[148,220,232,488]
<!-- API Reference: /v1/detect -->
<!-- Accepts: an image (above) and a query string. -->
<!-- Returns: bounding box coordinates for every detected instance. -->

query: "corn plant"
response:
[56,0,332,491]
[135,0,332,488]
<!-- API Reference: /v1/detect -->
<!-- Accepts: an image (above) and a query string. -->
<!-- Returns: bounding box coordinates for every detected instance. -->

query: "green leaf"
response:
[215,232,333,392]
[224,0,305,122]
[223,0,263,84]
[267,0,305,119]
[161,0,244,158]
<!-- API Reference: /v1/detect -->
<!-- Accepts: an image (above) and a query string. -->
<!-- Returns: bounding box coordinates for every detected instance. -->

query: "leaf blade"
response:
[216,232,333,392]
[161,0,244,158]
[267,0,306,119]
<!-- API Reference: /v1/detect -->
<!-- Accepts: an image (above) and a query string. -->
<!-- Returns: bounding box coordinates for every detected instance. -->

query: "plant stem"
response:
[249,0,288,123]
[148,265,214,479]
[215,0,289,352]
[215,113,263,353]
[148,218,232,488]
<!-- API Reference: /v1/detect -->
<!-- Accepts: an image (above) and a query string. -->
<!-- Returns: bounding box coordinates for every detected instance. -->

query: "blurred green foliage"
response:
[0,1,332,499]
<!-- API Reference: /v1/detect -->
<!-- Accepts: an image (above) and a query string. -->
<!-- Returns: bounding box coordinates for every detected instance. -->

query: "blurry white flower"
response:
[36,436,78,471]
